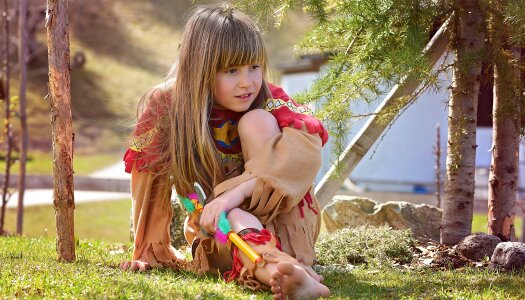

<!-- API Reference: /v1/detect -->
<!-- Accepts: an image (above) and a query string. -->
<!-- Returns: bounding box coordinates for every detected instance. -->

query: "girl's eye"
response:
[250,64,261,70]
[225,68,237,74]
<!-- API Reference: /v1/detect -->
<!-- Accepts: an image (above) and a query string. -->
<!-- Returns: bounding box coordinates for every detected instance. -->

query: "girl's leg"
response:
[227,208,329,300]
[235,109,329,299]
[237,108,281,160]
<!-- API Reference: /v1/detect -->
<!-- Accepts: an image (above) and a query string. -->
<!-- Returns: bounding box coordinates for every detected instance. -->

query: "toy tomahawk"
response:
[179,183,265,268]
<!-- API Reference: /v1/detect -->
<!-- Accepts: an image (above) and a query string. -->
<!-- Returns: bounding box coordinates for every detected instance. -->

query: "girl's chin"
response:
[213,99,254,112]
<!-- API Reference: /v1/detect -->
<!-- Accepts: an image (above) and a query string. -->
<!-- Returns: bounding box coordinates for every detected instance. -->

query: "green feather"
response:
[217,211,231,234]
[180,196,195,213]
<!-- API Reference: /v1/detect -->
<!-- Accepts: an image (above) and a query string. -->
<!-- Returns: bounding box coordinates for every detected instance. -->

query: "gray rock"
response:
[490,242,525,271]
[322,196,442,241]
[456,232,501,261]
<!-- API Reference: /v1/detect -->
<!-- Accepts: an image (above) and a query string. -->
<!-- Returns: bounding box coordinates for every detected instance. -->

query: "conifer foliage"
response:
[234,0,525,244]
[236,0,447,163]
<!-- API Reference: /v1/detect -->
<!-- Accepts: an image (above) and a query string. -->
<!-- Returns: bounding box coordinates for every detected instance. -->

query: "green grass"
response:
[2,205,525,298]
[3,199,131,243]
[0,151,122,175]
[1,236,525,299]
[322,266,525,299]
[472,214,523,240]
[5,201,523,247]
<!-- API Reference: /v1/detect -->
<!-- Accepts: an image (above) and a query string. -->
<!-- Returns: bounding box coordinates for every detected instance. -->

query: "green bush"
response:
[315,226,415,267]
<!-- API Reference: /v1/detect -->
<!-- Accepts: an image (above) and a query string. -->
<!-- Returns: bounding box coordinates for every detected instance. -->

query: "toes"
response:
[269,278,280,287]
[276,261,295,276]
[271,269,283,281]
[311,273,322,282]
[270,282,281,294]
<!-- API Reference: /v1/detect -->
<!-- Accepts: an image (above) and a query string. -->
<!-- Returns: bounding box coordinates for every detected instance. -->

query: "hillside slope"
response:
[3,0,310,155]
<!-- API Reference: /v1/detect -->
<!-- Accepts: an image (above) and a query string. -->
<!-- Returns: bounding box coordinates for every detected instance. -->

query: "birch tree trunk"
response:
[17,0,29,235]
[441,0,484,245]
[46,0,75,261]
[487,0,520,242]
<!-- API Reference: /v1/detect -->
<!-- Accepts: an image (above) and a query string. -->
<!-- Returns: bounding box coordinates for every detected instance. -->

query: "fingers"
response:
[130,261,149,271]
[200,208,215,234]
[119,261,130,270]
[293,119,303,130]
[320,127,329,144]
[120,260,149,272]
[278,119,289,128]
[303,119,317,133]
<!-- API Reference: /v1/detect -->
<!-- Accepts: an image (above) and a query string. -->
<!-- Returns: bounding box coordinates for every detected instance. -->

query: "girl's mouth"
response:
[236,93,252,100]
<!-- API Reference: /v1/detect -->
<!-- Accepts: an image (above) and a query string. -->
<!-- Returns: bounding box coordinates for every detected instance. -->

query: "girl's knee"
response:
[227,207,245,221]
[238,109,279,136]
[227,208,263,232]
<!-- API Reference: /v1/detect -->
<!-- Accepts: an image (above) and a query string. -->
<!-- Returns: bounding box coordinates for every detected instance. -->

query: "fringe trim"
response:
[298,192,319,218]
[223,229,279,282]
[136,241,185,270]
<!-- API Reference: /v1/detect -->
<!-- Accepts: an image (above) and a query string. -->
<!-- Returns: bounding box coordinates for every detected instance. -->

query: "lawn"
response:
[472,214,523,240]
[1,236,525,299]
[3,199,132,242]
[5,199,522,243]
[0,151,123,176]
[2,201,525,298]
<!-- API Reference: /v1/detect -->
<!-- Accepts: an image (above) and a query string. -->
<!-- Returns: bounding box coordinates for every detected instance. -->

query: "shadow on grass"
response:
[113,267,263,299]
[144,0,217,28]
[69,0,167,74]
[323,267,525,298]
[70,68,117,120]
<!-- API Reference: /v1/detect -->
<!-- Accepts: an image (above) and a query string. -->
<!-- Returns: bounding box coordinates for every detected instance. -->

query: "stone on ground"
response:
[322,196,442,241]
[456,232,502,261]
[489,242,525,271]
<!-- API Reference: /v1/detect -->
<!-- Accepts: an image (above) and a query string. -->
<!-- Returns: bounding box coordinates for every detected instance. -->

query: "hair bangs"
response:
[216,18,266,71]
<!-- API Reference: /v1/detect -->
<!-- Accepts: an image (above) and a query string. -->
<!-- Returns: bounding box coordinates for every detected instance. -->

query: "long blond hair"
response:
[140,4,271,197]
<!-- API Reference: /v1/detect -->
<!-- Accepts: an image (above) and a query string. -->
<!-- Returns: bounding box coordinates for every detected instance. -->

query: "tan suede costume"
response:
[124,84,328,289]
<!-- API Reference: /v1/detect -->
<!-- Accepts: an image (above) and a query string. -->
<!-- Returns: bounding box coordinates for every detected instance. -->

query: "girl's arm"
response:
[121,165,186,271]
[267,83,329,145]
[199,177,256,233]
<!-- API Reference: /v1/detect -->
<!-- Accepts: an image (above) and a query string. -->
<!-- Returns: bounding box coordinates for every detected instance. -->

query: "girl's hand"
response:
[200,194,237,234]
[272,108,329,145]
[119,260,150,272]
[199,178,256,234]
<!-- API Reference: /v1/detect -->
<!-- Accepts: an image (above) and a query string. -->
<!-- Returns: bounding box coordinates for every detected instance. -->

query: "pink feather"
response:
[215,230,229,244]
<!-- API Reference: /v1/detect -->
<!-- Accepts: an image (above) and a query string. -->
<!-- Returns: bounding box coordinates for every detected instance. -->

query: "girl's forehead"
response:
[220,61,261,69]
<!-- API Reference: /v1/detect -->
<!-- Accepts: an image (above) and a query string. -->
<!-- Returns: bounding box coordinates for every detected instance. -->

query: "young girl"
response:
[119,4,330,299]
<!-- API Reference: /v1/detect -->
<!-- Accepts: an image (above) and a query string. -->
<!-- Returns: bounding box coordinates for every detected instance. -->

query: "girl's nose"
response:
[238,69,250,87]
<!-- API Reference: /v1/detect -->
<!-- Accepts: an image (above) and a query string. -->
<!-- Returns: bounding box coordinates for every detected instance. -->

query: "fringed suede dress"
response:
[123,83,328,290]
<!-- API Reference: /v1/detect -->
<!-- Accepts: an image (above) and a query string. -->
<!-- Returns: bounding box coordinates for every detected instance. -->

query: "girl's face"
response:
[213,64,263,112]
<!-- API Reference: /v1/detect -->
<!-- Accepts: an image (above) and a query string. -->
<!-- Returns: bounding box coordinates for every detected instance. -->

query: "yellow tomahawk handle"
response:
[228,232,265,268]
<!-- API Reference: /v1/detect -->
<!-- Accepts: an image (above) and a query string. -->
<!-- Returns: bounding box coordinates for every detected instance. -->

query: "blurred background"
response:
[1,0,522,242]
[0,0,313,241]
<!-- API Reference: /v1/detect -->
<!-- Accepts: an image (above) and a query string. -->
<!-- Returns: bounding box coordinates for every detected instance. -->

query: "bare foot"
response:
[303,265,324,283]
[270,262,330,300]
[119,260,150,272]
